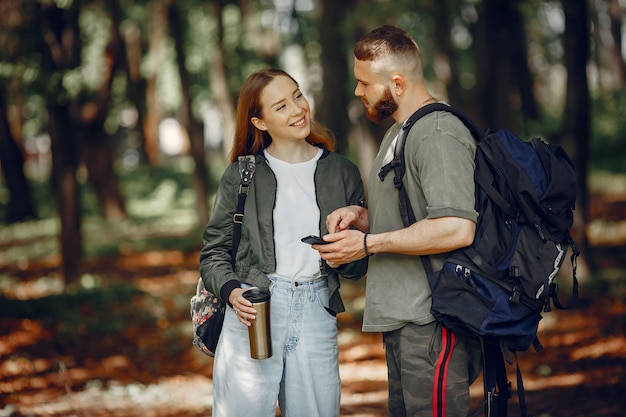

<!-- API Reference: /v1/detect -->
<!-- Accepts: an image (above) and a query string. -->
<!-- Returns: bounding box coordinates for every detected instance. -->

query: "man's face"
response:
[354,58,398,123]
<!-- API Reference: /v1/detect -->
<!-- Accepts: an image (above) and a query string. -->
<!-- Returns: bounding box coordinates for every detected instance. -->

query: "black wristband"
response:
[363,232,372,257]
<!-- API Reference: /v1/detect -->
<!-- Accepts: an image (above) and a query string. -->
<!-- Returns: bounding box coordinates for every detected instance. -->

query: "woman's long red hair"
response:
[229,68,335,163]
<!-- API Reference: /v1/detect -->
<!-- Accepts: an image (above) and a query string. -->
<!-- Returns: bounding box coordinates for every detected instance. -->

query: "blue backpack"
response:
[380,103,580,417]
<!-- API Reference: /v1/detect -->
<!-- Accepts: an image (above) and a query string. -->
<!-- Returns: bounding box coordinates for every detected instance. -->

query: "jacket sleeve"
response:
[199,162,242,302]
[331,158,368,281]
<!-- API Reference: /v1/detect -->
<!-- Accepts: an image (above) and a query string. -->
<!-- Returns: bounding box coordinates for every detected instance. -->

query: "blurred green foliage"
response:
[590,90,626,172]
[0,155,211,265]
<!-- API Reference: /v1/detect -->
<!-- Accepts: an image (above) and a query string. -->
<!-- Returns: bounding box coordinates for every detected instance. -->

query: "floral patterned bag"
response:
[190,278,225,355]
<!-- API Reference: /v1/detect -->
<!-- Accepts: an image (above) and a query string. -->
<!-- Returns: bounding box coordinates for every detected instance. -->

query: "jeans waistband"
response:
[268,274,328,291]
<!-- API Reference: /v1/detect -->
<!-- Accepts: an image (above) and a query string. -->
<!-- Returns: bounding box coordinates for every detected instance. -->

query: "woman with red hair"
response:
[199,68,368,417]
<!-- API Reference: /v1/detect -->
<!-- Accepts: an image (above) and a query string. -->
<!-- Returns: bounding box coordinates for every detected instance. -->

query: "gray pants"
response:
[383,321,481,417]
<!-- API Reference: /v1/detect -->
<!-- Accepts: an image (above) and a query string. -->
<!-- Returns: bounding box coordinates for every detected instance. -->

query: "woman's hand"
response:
[229,288,256,326]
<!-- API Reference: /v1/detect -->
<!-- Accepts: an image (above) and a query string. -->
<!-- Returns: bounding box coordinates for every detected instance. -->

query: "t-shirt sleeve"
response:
[408,118,478,222]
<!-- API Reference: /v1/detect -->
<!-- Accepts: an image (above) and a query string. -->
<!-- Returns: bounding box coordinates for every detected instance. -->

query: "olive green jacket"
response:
[199,149,368,315]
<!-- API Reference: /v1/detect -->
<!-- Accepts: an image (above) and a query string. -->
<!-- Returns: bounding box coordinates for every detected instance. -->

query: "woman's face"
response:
[251,75,311,143]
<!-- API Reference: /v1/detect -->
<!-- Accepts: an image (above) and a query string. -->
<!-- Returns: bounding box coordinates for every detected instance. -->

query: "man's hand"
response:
[326,205,369,233]
[313,229,368,267]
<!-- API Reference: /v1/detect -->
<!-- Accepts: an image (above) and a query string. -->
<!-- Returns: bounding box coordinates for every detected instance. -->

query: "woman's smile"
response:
[291,117,307,128]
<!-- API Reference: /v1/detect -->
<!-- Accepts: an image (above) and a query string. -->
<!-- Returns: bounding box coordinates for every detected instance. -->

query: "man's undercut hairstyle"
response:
[354,25,422,76]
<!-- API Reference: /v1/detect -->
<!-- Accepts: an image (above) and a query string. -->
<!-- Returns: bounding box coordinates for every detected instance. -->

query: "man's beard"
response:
[365,87,398,123]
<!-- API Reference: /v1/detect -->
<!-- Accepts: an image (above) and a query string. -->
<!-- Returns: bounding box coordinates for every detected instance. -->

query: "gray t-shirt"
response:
[363,110,478,333]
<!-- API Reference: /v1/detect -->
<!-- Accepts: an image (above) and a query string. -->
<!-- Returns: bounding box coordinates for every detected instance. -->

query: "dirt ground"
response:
[1,249,625,417]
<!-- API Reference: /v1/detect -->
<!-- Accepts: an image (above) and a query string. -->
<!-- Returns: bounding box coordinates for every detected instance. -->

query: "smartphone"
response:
[301,235,330,245]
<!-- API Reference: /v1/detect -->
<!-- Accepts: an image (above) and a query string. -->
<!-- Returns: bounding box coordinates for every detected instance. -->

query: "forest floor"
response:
[1,248,625,417]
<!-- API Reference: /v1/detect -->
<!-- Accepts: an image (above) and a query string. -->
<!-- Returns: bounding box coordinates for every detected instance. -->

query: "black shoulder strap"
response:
[482,337,513,417]
[379,102,482,228]
[378,103,482,275]
[231,155,256,266]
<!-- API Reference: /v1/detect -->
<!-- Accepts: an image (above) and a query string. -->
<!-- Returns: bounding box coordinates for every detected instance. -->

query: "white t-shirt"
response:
[264,147,323,280]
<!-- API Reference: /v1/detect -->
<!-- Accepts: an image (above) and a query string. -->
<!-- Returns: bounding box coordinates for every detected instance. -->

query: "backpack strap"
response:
[378,102,482,275]
[482,337,512,417]
[379,103,482,225]
[548,237,580,311]
[231,155,256,266]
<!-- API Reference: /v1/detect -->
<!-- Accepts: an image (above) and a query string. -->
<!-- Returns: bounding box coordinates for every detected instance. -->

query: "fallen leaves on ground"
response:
[1,251,625,417]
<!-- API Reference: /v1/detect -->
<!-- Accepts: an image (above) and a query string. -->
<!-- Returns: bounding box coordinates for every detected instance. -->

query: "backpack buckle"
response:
[238,155,256,186]
[392,176,403,189]
[378,163,393,181]
[509,286,521,303]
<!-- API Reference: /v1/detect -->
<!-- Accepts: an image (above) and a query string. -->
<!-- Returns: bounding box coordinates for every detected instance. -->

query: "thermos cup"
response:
[243,287,272,359]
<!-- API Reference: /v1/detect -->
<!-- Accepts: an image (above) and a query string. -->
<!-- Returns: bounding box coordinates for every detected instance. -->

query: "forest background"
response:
[1,0,625,416]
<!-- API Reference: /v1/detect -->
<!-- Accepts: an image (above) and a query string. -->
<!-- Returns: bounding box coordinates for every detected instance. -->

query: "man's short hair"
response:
[354,25,422,77]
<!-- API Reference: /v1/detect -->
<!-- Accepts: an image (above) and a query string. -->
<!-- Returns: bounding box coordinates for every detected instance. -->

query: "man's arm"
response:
[317,216,475,266]
[366,216,475,256]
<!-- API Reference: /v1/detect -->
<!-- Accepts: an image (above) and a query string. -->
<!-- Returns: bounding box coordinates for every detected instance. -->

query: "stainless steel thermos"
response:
[243,288,272,359]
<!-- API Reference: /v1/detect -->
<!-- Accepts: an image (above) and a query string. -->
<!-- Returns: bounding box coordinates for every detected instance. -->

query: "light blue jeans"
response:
[212,275,340,417]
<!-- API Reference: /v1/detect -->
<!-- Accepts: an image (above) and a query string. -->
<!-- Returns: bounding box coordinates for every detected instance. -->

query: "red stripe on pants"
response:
[433,326,455,417]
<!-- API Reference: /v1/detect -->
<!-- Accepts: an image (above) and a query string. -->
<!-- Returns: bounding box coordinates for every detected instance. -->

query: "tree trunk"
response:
[78,19,127,223]
[432,0,464,107]
[0,93,36,222]
[507,1,537,123]
[317,0,352,154]
[209,0,236,160]
[37,2,84,285]
[49,104,84,284]
[592,0,625,89]
[144,0,167,166]
[562,0,592,277]
[166,0,210,226]
[81,128,127,222]
[110,0,151,164]
[472,0,537,131]
[607,0,626,86]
